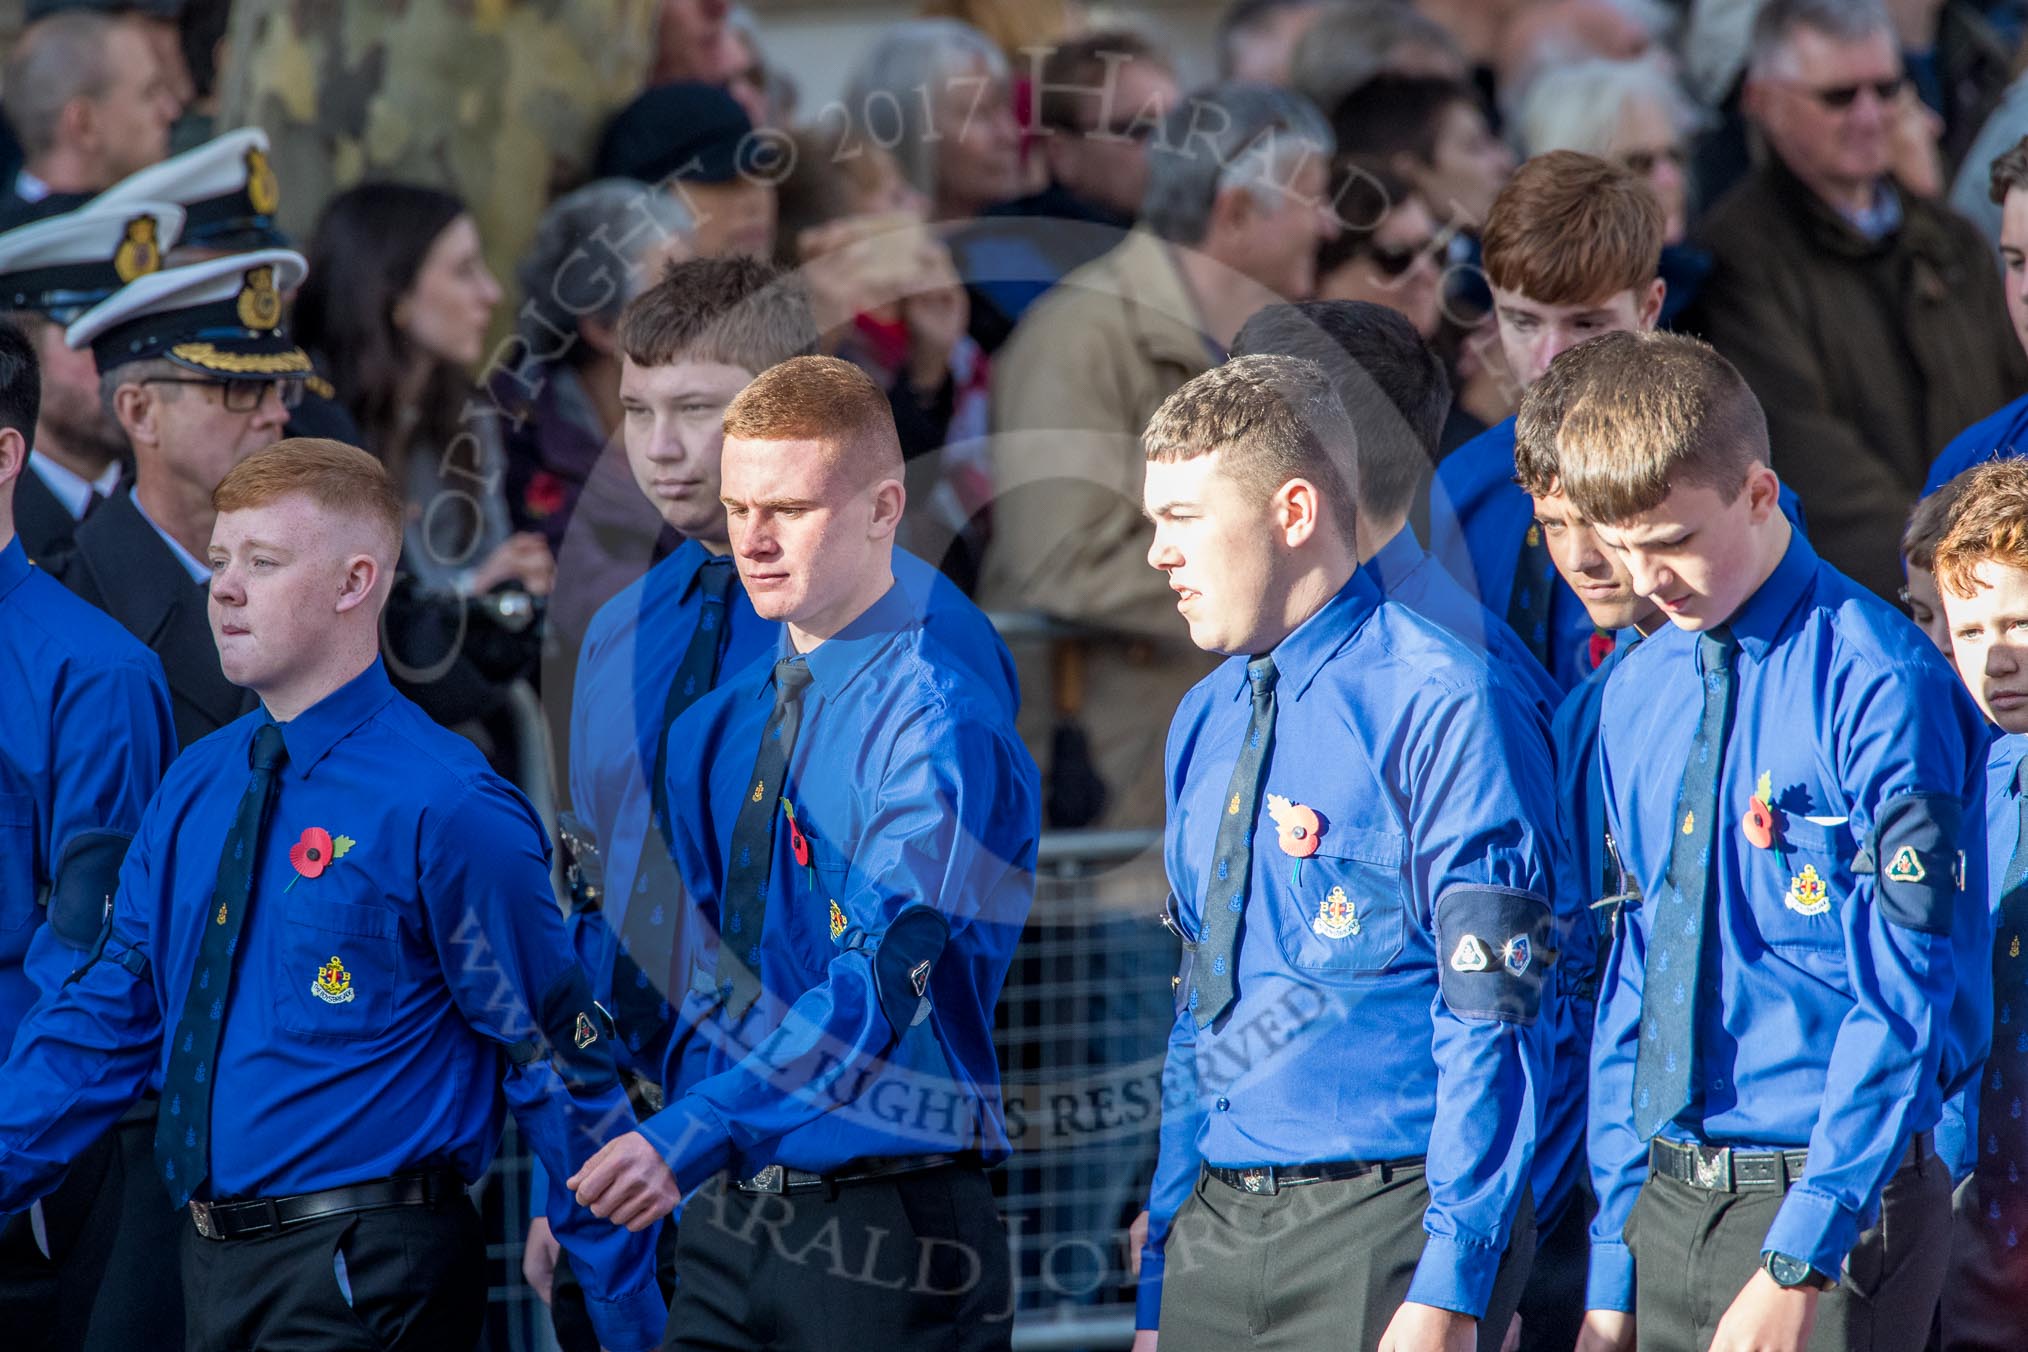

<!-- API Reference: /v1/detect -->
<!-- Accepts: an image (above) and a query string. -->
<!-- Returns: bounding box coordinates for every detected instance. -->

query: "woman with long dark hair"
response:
[294,182,553,753]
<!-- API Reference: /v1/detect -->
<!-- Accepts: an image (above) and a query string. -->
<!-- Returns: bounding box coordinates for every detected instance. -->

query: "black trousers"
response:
[0,1126,120,1352]
[1159,1161,1535,1351]
[1517,1188,1592,1352]
[179,1190,485,1352]
[664,1164,1013,1352]
[1628,1149,1950,1352]
[83,1106,185,1352]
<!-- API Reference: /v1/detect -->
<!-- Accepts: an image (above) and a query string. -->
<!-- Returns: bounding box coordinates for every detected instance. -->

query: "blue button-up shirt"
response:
[1137,569,1558,1325]
[1941,732,2028,1180]
[568,542,1018,1056]
[1533,630,1640,1231]
[1925,392,2028,497]
[0,660,666,1351]
[1586,531,1990,1310]
[637,580,1038,1191]
[0,537,174,1046]
[1366,525,1562,723]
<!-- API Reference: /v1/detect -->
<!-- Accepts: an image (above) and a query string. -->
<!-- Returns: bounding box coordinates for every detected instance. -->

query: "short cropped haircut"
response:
[1935,459,2028,600]
[4,12,123,159]
[212,438,405,558]
[1482,151,1664,305]
[1539,331,1770,524]
[1748,0,1893,80]
[616,255,818,375]
[1991,135,2028,206]
[722,355,903,482]
[1902,473,1969,571]
[1230,300,1446,520]
[1330,74,1479,167]
[1035,30,1172,133]
[0,321,41,443]
[1143,353,1359,540]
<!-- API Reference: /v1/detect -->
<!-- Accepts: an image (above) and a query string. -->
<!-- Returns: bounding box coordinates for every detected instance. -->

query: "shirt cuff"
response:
[1135,1247,1164,1329]
[639,1094,734,1196]
[1586,1237,1635,1312]
[581,1277,672,1352]
[1405,1232,1502,1317]
[1762,1183,1863,1281]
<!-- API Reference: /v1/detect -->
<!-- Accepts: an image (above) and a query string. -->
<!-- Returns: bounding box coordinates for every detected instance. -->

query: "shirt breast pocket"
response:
[277,897,399,1040]
[1758,816,1855,957]
[0,792,35,934]
[1270,826,1409,976]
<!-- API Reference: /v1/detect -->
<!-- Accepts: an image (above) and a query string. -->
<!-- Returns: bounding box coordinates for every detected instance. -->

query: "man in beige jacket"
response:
[979,82,1338,830]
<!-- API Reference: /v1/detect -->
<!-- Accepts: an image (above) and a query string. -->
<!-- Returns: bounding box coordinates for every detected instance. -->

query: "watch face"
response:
[1767,1253,1812,1287]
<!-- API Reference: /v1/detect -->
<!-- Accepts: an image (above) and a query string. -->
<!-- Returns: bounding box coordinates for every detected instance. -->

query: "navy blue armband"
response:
[871,906,950,1038]
[1435,887,1553,1025]
[508,966,622,1094]
[46,830,131,950]
[1862,793,1961,936]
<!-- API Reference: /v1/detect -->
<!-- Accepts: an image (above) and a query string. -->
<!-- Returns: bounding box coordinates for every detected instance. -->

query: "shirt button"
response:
[1216,1096,1230,1112]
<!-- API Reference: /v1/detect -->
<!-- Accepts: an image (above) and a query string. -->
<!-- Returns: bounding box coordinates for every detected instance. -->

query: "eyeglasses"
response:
[1800,76,1904,110]
[1364,236,1438,278]
[1619,145,1688,176]
[141,376,305,412]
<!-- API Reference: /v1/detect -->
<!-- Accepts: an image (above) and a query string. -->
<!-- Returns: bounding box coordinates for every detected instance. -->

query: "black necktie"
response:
[1193,655,1278,1029]
[715,657,815,1020]
[1977,759,2028,1231]
[155,722,288,1205]
[612,559,736,1054]
[1632,627,1737,1140]
[1507,521,1555,668]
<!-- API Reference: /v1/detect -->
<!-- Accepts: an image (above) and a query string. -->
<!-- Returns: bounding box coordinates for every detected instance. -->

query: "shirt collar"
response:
[131,494,211,585]
[0,535,30,603]
[767,579,918,701]
[267,658,398,779]
[1840,181,1903,241]
[1725,526,1818,659]
[26,451,97,520]
[1244,567,1382,702]
[1362,525,1424,593]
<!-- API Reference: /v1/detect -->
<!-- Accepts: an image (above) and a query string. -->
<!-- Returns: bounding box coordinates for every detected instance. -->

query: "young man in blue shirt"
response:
[0,320,176,1348]
[1554,331,1986,1352]
[1505,342,1666,1352]
[1130,355,1558,1352]
[1430,152,1667,695]
[567,356,1038,1351]
[1925,137,2028,496]
[1930,457,2028,1350]
[0,438,666,1352]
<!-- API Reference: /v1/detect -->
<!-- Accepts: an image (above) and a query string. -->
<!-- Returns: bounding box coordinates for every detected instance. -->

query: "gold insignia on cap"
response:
[168,342,311,374]
[113,216,160,283]
[246,146,280,217]
[236,265,281,330]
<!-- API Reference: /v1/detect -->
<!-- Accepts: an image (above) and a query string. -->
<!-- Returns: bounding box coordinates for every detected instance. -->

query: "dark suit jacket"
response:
[52,491,255,748]
[13,464,76,564]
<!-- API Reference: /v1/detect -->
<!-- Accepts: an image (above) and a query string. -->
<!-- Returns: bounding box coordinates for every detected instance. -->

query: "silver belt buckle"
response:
[1693,1146,1732,1191]
[1238,1167,1276,1196]
[188,1200,218,1240]
[744,1164,786,1195]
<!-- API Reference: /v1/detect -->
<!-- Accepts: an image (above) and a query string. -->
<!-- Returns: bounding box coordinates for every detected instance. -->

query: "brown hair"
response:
[212,437,405,555]
[1034,29,1172,132]
[617,255,818,374]
[1541,330,1770,524]
[1902,472,1970,570]
[1513,347,1581,497]
[1143,354,1360,539]
[1991,135,2028,206]
[1481,151,1664,305]
[722,354,903,481]
[1934,459,2028,599]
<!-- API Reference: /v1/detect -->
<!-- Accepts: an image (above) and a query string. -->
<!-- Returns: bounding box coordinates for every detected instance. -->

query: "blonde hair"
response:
[1143,354,1359,539]
[1541,330,1769,524]
[1934,459,2028,599]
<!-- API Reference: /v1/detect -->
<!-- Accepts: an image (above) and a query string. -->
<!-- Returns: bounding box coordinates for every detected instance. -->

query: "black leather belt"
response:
[1650,1133,1931,1194]
[735,1154,963,1195]
[1205,1157,1423,1197]
[187,1169,461,1241]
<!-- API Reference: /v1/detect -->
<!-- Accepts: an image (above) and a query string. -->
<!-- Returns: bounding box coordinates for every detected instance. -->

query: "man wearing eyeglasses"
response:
[1683,0,2024,606]
[52,248,305,748]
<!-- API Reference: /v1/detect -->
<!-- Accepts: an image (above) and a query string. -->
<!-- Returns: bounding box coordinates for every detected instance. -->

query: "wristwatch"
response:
[1763,1251,1832,1291]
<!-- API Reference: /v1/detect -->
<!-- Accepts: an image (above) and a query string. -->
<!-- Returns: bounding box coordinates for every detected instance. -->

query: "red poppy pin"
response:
[1742,771,1777,851]
[1589,628,1616,670]
[780,800,816,886]
[286,827,356,890]
[1264,793,1321,858]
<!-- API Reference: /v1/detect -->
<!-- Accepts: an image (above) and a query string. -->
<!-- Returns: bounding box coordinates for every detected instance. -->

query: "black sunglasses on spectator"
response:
[1807,76,1904,109]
